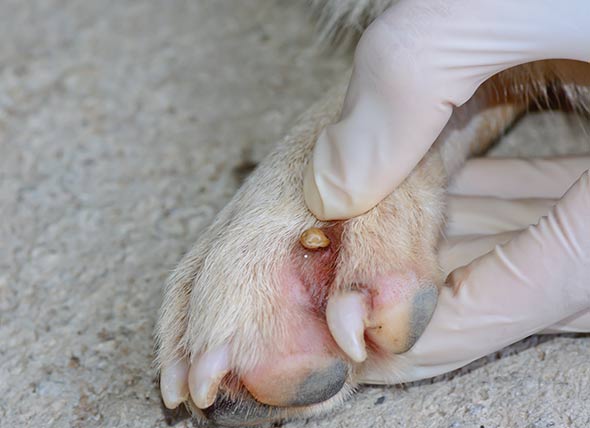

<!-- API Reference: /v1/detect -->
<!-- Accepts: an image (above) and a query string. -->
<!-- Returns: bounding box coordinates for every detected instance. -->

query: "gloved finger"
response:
[445,195,556,237]
[441,229,590,334]
[439,231,518,274]
[441,232,590,333]
[304,0,590,220]
[361,169,590,384]
[449,156,590,199]
[441,209,590,333]
[445,157,590,237]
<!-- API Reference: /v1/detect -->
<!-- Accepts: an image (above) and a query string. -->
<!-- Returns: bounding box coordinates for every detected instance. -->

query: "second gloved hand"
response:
[358,156,590,384]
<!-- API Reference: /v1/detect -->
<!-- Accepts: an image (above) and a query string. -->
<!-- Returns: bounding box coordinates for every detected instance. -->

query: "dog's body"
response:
[156,1,590,425]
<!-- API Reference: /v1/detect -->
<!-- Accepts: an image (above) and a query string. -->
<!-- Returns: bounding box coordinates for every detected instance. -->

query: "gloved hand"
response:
[359,156,590,384]
[304,0,590,221]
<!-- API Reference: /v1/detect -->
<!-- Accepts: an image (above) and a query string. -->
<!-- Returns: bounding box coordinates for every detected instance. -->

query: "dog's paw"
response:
[155,94,447,426]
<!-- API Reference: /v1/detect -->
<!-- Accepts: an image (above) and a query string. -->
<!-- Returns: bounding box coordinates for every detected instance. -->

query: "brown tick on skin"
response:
[300,227,331,250]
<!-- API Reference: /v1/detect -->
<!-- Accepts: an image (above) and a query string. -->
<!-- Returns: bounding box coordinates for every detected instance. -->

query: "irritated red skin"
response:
[290,223,428,360]
[241,223,429,402]
[239,226,348,403]
[293,223,345,312]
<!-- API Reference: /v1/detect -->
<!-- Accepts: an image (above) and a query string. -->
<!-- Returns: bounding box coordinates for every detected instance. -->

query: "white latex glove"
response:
[359,156,590,384]
[304,0,590,220]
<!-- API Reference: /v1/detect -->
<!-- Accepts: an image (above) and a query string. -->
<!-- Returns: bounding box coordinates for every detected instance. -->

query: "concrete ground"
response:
[1,1,588,427]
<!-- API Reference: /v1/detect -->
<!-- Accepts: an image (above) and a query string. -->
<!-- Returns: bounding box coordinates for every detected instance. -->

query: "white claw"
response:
[188,345,231,409]
[160,358,190,409]
[326,292,368,363]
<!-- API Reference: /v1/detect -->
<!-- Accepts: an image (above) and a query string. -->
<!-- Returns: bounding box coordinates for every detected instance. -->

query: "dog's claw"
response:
[326,292,368,363]
[160,358,190,409]
[189,345,231,409]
